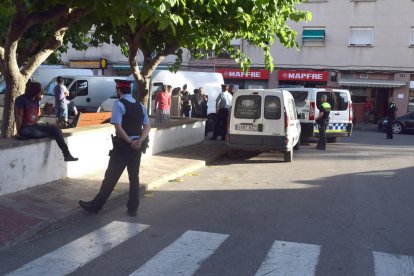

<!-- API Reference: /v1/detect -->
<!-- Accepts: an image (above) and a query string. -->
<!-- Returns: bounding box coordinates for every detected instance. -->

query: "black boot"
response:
[79,200,99,214]
[64,152,79,162]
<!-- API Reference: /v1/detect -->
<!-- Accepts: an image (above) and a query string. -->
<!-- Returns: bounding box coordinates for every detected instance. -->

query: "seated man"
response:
[14,81,78,162]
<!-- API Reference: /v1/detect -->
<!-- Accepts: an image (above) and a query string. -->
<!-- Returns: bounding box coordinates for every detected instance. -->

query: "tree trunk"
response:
[1,71,28,138]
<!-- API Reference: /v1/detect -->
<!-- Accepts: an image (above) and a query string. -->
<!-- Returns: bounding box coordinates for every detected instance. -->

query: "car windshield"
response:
[43,77,73,95]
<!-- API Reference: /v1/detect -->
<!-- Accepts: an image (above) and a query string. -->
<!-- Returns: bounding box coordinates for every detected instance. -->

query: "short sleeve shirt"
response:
[14,95,39,126]
[110,94,149,138]
[216,91,233,109]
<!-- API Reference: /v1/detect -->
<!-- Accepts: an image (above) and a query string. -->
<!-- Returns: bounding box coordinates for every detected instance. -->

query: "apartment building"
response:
[62,0,414,121]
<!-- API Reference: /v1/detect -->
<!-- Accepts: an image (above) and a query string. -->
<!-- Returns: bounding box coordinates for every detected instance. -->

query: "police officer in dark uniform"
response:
[386,96,398,139]
[79,79,151,216]
[315,94,331,150]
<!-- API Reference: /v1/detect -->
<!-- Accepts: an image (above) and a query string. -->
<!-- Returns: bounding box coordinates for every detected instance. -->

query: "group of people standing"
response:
[152,83,209,124]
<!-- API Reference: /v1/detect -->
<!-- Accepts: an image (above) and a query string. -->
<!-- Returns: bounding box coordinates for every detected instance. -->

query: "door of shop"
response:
[373,88,391,121]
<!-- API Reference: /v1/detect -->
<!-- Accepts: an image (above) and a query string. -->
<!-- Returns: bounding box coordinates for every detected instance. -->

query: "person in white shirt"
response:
[210,84,233,141]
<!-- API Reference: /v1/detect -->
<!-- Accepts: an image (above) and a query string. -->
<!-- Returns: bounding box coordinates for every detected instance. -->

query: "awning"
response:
[302,30,325,40]
[338,78,406,88]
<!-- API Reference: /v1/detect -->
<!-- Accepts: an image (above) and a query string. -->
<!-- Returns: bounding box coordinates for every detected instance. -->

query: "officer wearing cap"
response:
[79,79,151,216]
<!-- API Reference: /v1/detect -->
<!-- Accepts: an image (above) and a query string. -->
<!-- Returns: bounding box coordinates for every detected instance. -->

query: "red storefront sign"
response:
[217,69,269,80]
[278,70,328,82]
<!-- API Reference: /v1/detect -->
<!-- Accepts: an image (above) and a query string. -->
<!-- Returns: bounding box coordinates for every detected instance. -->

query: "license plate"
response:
[235,124,258,131]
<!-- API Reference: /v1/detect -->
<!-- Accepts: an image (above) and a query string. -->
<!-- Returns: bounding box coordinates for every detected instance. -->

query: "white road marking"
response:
[255,240,321,276]
[373,251,414,276]
[7,221,149,276]
[130,230,229,276]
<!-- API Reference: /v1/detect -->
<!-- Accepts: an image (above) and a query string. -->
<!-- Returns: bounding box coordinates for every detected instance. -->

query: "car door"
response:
[316,90,350,134]
[70,79,89,111]
[262,93,284,146]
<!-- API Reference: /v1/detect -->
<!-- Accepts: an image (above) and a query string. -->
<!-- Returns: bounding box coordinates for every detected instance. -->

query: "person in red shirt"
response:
[154,84,172,124]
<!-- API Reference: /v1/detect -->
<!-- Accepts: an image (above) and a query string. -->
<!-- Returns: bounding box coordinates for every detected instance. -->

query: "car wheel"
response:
[327,137,340,143]
[392,122,403,134]
[284,150,293,162]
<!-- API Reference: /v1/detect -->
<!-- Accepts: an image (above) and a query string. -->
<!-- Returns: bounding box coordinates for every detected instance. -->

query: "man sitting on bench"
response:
[14,81,79,162]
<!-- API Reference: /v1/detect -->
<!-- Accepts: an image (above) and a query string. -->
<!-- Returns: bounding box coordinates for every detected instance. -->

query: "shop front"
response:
[277,70,329,88]
[338,77,407,123]
[215,68,269,90]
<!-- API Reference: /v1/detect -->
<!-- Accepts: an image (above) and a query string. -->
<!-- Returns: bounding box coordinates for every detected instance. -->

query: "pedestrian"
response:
[14,81,78,161]
[386,96,398,140]
[191,88,208,118]
[154,84,171,125]
[53,76,70,126]
[170,87,182,116]
[210,84,232,141]
[79,79,151,216]
[228,84,235,96]
[363,97,372,123]
[180,84,192,117]
[315,94,331,150]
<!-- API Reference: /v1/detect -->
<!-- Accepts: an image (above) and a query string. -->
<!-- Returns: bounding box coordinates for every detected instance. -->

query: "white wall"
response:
[0,120,205,196]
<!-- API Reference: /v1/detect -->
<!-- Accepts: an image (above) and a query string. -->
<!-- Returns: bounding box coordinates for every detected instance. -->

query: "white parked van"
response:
[285,88,353,142]
[0,66,94,108]
[40,76,128,112]
[227,89,301,162]
[98,70,224,128]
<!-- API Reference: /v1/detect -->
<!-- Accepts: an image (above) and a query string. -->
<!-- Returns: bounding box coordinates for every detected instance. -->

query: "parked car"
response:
[377,111,414,134]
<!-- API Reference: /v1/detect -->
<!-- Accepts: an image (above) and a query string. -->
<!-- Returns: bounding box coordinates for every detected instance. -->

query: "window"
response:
[302,28,325,46]
[69,80,88,98]
[349,27,373,46]
[316,91,349,111]
[290,91,309,108]
[264,96,281,120]
[410,28,414,46]
[234,95,261,119]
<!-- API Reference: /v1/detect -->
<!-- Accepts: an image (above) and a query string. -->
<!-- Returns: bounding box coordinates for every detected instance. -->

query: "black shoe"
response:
[64,154,79,162]
[127,209,137,217]
[79,200,99,214]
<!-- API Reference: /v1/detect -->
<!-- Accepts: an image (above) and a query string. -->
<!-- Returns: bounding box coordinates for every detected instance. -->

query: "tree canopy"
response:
[0,0,310,138]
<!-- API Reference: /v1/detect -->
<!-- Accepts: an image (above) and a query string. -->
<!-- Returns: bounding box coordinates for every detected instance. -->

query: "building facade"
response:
[62,0,414,121]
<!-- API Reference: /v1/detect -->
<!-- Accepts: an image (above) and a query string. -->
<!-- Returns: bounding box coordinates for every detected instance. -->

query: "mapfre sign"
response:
[278,70,328,82]
[217,69,269,80]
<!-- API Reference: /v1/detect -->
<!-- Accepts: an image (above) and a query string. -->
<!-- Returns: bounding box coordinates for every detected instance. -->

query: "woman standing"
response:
[154,84,172,124]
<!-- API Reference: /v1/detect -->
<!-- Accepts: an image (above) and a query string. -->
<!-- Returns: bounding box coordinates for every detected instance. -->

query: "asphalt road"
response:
[1,128,414,276]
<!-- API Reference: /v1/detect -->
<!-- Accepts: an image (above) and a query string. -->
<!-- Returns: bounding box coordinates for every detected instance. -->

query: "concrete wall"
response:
[0,119,205,196]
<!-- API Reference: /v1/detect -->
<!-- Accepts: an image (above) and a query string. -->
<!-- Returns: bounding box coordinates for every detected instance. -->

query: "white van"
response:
[0,66,94,107]
[98,70,224,128]
[40,76,128,112]
[227,89,301,162]
[285,88,353,143]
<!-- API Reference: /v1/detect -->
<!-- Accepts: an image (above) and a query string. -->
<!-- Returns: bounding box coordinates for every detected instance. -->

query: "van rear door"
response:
[261,92,285,146]
[316,90,351,134]
[231,91,264,145]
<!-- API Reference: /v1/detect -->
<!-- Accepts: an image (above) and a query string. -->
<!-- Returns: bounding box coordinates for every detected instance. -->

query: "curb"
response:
[0,150,227,252]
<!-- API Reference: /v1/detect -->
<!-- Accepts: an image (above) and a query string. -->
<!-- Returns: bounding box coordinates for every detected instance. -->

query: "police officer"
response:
[315,94,331,150]
[79,79,151,216]
[386,96,398,139]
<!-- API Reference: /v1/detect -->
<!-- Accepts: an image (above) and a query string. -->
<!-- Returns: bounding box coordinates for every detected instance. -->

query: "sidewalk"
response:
[0,139,229,250]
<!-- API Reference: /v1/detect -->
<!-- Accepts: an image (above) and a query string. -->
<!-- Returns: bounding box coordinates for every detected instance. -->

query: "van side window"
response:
[317,91,349,111]
[289,91,308,108]
[264,96,281,120]
[75,80,88,96]
[234,95,261,119]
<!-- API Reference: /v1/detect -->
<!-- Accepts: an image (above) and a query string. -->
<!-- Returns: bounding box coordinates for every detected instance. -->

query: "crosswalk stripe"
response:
[255,240,321,276]
[6,221,149,276]
[130,230,229,276]
[373,251,414,276]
